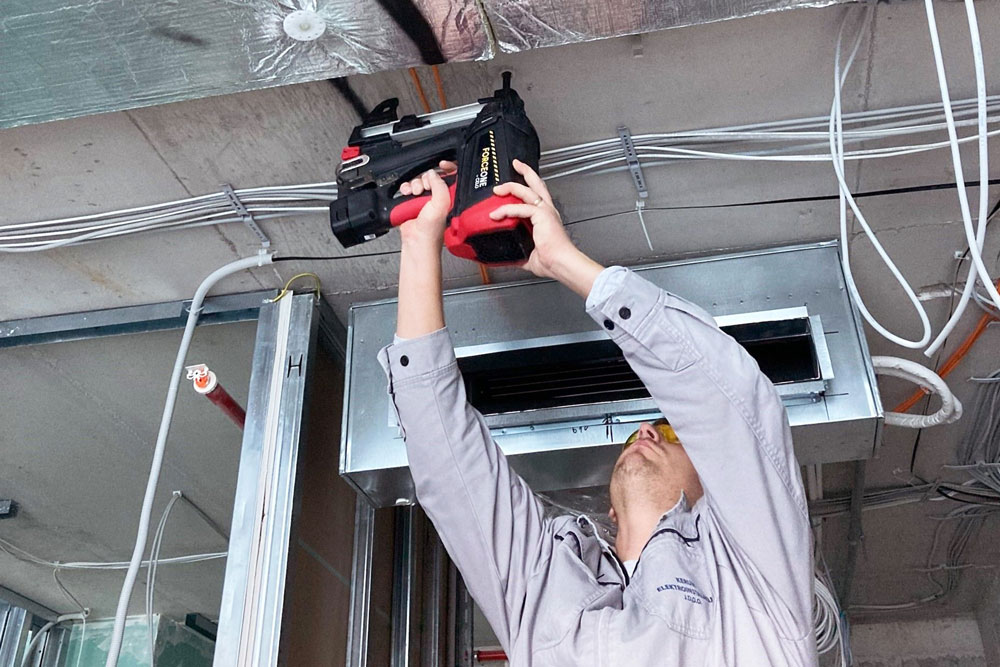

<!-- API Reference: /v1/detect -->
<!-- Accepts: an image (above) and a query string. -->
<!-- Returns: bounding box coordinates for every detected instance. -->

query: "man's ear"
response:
[608,507,617,524]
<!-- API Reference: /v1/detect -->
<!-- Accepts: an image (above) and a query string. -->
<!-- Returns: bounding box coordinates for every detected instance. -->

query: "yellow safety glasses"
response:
[624,419,680,447]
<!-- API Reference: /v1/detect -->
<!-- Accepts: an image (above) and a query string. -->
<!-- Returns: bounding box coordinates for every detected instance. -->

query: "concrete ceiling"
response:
[1,0,999,623]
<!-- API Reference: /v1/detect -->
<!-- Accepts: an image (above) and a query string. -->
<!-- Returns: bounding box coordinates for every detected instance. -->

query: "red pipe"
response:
[203,383,246,429]
[187,364,246,430]
[475,649,508,663]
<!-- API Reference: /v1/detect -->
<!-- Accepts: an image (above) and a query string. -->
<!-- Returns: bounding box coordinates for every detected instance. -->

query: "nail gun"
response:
[330,72,541,264]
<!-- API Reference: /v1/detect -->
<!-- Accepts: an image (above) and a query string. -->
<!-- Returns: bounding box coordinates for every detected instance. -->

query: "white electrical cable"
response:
[20,612,88,667]
[829,2,933,349]
[146,491,182,663]
[872,356,963,428]
[104,253,273,667]
[923,0,995,356]
[0,536,225,571]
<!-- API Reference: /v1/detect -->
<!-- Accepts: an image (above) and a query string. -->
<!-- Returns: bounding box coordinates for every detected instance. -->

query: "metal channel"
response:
[426,536,445,667]
[346,498,376,667]
[214,294,317,667]
[0,290,274,348]
[390,507,415,667]
[358,103,484,143]
[454,573,473,667]
[0,602,28,667]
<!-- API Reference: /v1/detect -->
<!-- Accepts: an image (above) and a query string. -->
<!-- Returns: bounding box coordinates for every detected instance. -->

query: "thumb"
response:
[421,170,451,219]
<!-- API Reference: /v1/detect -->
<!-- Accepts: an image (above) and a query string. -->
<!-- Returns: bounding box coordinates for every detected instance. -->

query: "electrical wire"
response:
[0,536,226,571]
[4,95,999,254]
[105,253,273,667]
[146,491,182,664]
[923,0,995,355]
[830,2,932,349]
[268,272,321,302]
[922,0,1000,331]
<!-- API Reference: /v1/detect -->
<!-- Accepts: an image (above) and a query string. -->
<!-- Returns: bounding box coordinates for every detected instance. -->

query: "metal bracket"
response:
[222,184,271,249]
[617,127,653,251]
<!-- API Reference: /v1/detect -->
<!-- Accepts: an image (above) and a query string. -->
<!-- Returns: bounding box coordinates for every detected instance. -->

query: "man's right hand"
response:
[490,159,605,299]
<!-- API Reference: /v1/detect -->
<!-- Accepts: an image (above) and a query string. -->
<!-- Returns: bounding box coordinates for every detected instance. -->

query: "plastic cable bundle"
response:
[872,356,963,428]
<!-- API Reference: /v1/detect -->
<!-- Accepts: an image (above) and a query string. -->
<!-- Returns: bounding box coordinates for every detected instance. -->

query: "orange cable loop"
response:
[893,277,1000,413]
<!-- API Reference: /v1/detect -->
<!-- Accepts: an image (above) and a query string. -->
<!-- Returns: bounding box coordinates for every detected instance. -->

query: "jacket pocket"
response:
[630,535,715,639]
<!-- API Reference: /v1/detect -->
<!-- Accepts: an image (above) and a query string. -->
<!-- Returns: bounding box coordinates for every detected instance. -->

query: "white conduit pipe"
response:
[20,612,88,667]
[872,356,963,429]
[104,253,273,667]
[924,0,995,356]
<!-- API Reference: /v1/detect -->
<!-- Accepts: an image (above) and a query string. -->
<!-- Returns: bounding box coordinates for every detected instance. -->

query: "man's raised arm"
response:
[380,168,550,652]
[492,161,813,637]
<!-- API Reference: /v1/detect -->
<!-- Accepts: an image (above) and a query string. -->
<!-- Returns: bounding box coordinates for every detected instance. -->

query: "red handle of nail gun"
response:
[388,182,458,226]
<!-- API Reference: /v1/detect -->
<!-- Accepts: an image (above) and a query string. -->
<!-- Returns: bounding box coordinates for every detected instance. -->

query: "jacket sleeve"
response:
[378,328,550,652]
[586,266,813,634]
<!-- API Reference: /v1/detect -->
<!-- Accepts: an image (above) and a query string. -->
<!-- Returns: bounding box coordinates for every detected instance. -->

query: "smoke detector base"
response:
[283,10,326,42]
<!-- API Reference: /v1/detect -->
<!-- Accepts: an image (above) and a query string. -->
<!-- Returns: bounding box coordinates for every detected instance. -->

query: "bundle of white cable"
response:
[872,356,963,428]
[0,183,336,252]
[814,576,847,666]
[104,253,273,667]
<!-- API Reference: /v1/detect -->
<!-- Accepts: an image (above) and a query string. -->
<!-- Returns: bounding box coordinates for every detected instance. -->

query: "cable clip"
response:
[221,184,271,250]
[618,126,653,251]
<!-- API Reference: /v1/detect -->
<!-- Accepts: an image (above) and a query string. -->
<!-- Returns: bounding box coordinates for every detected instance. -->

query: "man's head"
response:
[608,419,703,525]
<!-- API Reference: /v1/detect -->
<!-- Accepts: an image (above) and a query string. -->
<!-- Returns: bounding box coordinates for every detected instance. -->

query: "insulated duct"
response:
[2,0,850,129]
[482,0,850,52]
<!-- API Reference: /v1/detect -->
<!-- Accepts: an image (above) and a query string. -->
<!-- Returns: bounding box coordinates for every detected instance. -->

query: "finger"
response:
[489,203,539,220]
[439,160,458,175]
[426,170,451,211]
[410,179,425,196]
[400,182,412,196]
[493,181,543,205]
[512,159,552,204]
[422,171,433,191]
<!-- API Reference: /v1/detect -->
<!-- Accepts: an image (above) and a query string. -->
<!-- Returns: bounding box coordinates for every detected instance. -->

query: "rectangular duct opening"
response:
[458,316,821,416]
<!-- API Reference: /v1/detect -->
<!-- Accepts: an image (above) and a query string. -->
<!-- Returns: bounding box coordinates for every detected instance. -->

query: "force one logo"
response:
[474,131,497,189]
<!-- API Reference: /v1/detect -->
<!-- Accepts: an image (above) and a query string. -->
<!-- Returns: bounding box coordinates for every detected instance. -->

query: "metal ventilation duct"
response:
[1,0,848,129]
[482,0,849,52]
[341,241,883,508]
[0,0,490,129]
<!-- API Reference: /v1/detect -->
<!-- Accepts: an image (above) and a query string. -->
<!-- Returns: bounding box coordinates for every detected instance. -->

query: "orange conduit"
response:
[894,278,1000,413]
[408,68,432,114]
[431,65,448,108]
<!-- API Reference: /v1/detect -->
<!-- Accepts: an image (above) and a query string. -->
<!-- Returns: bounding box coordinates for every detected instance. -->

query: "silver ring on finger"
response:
[532,197,543,206]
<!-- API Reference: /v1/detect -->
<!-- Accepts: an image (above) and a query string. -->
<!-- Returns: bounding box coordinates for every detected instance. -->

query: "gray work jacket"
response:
[379,266,817,666]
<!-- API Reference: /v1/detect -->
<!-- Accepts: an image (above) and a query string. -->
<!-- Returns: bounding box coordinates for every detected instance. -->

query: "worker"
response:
[378,159,816,666]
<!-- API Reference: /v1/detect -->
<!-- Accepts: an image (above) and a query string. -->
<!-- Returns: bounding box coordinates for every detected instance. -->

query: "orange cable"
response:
[893,278,1000,413]
[431,65,448,108]
[478,264,492,284]
[408,68,432,114]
